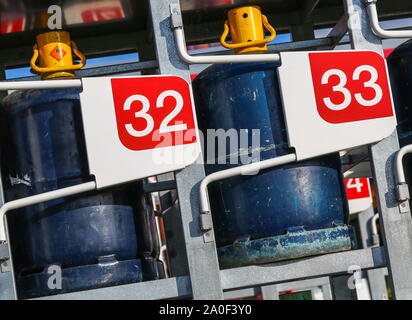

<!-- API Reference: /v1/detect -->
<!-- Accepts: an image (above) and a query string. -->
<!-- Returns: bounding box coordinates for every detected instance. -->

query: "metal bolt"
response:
[1,260,10,273]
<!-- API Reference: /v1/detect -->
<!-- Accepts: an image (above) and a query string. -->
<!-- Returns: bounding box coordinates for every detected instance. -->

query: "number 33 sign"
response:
[80,76,200,189]
[277,50,397,161]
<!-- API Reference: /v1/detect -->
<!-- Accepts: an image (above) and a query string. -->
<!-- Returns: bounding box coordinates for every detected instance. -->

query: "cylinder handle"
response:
[30,40,86,74]
[220,15,276,50]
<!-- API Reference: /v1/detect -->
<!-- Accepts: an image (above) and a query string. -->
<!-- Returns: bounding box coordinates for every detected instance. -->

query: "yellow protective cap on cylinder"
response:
[30,31,86,80]
[220,5,276,55]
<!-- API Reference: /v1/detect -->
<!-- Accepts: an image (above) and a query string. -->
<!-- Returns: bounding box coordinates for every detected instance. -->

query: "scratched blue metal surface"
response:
[0,89,160,298]
[17,257,167,299]
[192,62,350,250]
[218,225,356,269]
[17,258,143,300]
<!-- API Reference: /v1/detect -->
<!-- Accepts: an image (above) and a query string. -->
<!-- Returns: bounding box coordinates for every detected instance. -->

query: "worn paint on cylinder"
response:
[218,225,356,269]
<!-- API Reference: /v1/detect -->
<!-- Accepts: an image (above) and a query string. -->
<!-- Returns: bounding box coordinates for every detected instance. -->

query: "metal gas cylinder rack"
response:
[0,0,412,300]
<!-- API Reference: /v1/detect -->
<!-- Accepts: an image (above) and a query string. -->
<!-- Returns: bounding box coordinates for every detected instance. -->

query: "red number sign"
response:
[345,178,371,200]
[111,76,197,151]
[309,51,393,124]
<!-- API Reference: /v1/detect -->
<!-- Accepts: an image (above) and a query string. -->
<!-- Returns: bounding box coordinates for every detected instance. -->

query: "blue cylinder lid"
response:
[193,61,281,84]
[1,88,81,113]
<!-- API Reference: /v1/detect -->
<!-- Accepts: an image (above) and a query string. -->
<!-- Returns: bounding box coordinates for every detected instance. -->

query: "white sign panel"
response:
[277,51,397,161]
[80,76,201,189]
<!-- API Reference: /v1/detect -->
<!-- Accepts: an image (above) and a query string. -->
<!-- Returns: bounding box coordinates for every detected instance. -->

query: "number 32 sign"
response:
[80,76,200,189]
[278,50,396,161]
[111,77,196,151]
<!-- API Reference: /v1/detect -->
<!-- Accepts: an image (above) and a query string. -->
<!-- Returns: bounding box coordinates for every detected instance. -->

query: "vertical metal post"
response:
[0,64,7,228]
[0,64,14,300]
[357,206,388,300]
[0,271,13,300]
[148,0,223,299]
[344,0,412,299]
[358,206,376,248]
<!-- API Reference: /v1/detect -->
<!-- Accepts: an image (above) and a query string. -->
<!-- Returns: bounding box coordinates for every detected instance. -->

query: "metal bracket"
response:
[0,241,9,261]
[396,183,410,213]
[398,200,410,214]
[170,3,183,29]
[199,212,213,232]
[199,212,214,243]
[1,260,10,273]
[372,234,380,247]
[393,145,412,214]
[0,241,10,273]
[396,183,410,202]
[370,213,381,246]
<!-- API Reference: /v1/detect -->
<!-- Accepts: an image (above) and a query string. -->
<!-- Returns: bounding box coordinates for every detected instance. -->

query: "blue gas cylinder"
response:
[387,40,412,146]
[192,62,354,268]
[387,39,412,206]
[0,88,162,298]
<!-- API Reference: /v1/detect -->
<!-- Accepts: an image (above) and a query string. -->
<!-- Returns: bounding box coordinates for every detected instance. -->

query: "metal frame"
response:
[0,64,13,301]
[0,0,411,300]
[345,0,412,300]
[149,0,223,300]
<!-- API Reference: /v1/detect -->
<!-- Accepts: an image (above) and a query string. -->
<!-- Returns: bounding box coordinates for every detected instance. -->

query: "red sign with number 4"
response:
[111,76,197,151]
[309,51,393,124]
[345,178,371,200]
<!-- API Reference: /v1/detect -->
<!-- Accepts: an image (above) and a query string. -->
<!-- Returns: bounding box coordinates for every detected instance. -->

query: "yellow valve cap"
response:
[30,31,86,80]
[220,5,276,55]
